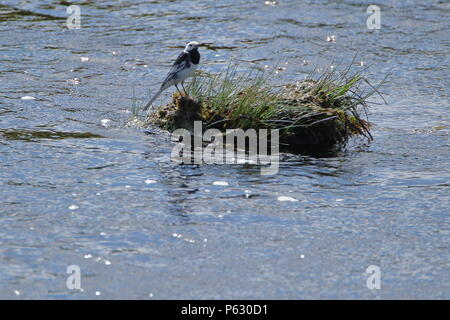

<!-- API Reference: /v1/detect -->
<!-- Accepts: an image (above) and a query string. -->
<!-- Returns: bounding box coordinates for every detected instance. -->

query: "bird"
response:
[144,41,200,111]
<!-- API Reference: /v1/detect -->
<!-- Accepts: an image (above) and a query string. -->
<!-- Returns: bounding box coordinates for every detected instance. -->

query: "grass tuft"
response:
[146,62,385,153]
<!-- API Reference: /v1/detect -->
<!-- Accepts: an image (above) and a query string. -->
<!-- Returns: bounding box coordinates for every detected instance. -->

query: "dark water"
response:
[0,0,448,299]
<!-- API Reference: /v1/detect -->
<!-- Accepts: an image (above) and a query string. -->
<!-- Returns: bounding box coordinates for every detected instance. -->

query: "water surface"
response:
[0,0,448,299]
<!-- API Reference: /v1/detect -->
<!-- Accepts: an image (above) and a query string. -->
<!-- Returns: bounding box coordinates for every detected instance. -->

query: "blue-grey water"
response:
[0,0,449,299]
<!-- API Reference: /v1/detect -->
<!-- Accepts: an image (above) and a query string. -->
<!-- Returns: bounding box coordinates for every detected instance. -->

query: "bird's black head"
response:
[184,41,199,53]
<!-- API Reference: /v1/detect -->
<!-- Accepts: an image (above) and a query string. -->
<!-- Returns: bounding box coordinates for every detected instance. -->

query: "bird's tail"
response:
[143,88,163,111]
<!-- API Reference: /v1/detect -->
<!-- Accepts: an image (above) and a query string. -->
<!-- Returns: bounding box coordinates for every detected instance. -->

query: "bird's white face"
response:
[184,41,199,52]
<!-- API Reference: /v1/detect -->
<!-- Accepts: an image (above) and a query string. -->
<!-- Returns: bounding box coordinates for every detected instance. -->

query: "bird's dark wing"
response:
[160,51,190,87]
[172,51,190,71]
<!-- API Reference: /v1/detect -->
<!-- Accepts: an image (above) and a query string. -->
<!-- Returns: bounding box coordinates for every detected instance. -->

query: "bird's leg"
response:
[181,81,187,96]
[175,84,183,97]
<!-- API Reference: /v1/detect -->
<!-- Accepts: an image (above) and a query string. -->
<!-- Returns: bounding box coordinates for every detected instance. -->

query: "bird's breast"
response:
[174,63,197,82]
[190,50,200,65]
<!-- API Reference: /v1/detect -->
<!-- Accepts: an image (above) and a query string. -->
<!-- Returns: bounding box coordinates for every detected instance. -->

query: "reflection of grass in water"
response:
[0,4,67,22]
[0,129,103,142]
[147,61,386,152]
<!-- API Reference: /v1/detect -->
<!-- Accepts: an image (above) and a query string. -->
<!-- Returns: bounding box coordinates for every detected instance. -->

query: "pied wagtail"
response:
[144,41,200,110]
